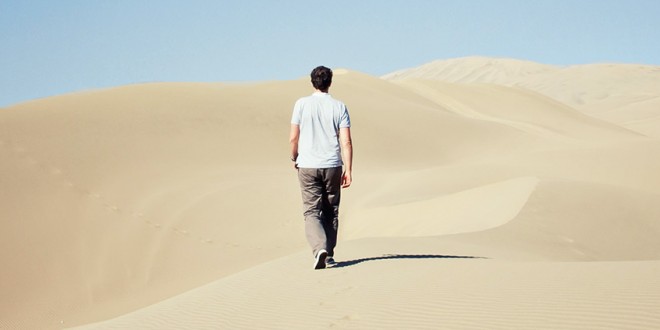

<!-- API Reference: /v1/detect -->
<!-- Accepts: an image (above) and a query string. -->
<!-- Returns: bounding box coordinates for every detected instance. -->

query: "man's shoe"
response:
[314,249,328,270]
[326,257,336,266]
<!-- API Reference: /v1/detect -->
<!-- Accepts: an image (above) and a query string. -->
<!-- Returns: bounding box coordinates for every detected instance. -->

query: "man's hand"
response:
[341,171,352,188]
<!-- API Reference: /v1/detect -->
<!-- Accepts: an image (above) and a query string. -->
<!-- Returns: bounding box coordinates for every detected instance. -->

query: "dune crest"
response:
[383,56,660,137]
[382,56,559,83]
[344,176,539,239]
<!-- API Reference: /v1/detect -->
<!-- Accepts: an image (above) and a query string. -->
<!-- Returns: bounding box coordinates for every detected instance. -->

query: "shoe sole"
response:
[314,250,328,270]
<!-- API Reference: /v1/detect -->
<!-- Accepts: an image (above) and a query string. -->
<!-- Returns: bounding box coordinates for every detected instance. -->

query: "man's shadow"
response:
[331,254,486,268]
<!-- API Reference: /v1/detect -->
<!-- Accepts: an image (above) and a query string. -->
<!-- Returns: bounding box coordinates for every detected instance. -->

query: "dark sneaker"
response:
[314,249,328,270]
[326,257,336,266]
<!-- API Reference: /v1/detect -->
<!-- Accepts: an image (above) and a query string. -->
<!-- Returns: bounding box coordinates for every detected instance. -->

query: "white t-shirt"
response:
[291,92,351,168]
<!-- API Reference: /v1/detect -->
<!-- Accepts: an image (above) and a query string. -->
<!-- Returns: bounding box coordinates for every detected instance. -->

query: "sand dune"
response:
[2,57,660,329]
[384,56,660,138]
[382,57,559,84]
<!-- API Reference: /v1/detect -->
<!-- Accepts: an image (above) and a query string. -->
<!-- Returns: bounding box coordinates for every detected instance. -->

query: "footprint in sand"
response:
[330,314,359,328]
[104,204,120,213]
[334,286,355,295]
[173,228,190,236]
[558,235,575,243]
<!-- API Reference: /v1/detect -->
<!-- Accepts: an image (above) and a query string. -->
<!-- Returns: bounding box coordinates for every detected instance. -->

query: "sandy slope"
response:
[1,58,660,329]
[384,56,660,137]
[73,240,660,330]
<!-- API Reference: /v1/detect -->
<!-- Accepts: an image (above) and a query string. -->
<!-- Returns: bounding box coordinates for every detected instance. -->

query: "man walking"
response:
[290,66,353,270]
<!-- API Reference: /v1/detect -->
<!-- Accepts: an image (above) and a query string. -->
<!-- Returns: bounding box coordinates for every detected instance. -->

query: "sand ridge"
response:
[383,56,660,138]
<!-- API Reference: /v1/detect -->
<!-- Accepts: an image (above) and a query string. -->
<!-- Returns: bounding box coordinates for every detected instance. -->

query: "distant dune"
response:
[384,56,660,137]
[1,57,659,329]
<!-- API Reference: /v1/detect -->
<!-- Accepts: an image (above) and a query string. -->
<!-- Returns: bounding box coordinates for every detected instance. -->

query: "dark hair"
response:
[310,66,333,91]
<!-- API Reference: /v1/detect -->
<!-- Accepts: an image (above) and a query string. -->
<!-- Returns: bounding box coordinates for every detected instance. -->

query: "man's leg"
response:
[298,168,327,257]
[320,167,342,257]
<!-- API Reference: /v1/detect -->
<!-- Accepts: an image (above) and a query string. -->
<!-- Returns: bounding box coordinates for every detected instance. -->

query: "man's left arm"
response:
[339,127,352,188]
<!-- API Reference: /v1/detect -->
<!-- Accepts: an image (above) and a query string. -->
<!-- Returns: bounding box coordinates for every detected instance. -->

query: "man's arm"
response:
[289,124,300,169]
[339,127,353,188]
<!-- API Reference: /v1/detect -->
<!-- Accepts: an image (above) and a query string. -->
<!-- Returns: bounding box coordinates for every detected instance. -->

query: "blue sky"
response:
[1,0,659,107]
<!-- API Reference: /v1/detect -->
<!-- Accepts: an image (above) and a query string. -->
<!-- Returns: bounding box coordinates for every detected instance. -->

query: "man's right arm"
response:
[339,127,353,188]
[289,124,300,169]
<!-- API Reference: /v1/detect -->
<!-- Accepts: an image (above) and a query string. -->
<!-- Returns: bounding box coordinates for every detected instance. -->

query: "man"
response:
[290,66,353,270]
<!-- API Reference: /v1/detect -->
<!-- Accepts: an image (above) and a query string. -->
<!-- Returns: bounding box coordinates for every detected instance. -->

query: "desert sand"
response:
[1,57,659,329]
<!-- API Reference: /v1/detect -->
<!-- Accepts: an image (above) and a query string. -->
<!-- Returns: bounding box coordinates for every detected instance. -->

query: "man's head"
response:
[311,66,333,92]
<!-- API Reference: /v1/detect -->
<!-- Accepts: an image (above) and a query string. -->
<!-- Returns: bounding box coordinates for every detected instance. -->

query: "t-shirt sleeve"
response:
[339,105,351,128]
[291,100,302,125]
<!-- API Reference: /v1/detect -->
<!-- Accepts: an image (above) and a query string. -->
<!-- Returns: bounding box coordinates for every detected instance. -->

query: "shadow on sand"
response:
[331,254,487,269]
